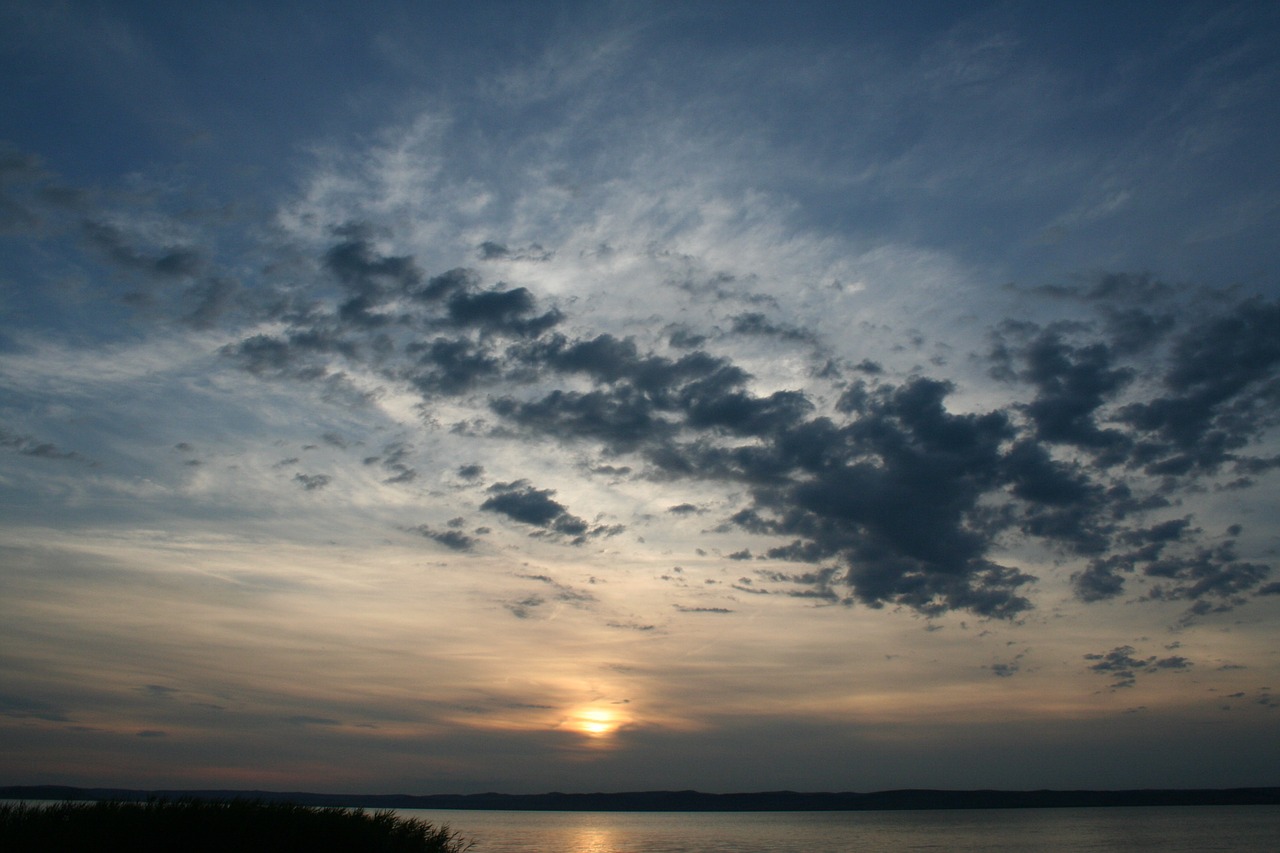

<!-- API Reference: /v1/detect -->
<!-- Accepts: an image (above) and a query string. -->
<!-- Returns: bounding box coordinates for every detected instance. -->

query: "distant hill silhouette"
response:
[4,785,1279,811]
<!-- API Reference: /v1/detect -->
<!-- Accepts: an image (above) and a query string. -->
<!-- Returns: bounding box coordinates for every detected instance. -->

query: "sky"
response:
[2,0,1279,795]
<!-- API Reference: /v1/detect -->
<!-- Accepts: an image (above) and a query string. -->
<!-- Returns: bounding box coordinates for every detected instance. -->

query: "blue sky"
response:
[2,1,1279,794]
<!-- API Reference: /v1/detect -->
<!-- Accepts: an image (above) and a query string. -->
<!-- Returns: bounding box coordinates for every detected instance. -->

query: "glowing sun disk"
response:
[574,707,620,737]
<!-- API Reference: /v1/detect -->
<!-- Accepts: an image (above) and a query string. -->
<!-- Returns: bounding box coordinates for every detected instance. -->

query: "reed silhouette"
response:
[0,798,472,852]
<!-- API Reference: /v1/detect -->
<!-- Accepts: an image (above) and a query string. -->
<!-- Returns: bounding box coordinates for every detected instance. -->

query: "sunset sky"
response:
[2,1,1279,795]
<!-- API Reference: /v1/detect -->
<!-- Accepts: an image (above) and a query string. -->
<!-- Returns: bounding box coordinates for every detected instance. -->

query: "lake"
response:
[400,805,1280,852]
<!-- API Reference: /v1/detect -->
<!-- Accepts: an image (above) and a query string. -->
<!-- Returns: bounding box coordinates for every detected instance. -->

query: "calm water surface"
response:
[400,806,1280,853]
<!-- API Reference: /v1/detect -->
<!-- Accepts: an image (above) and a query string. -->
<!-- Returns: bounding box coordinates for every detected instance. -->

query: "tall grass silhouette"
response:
[0,798,473,852]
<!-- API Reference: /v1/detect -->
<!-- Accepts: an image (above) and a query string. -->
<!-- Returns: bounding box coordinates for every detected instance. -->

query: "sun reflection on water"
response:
[569,825,616,853]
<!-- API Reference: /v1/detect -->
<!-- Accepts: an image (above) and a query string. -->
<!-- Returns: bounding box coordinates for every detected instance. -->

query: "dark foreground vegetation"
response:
[0,798,472,853]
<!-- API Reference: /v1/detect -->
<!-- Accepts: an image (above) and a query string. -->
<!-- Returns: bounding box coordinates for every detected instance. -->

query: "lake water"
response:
[400,806,1280,853]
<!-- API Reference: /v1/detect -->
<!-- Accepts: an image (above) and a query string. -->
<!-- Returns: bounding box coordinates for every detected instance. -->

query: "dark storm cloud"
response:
[1120,298,1280,476]
[1144,540,1270,604]
[491,387,675,452]
[324,224,423,330]
[724,377,1038,618]
[763,540,829,563]
[480,480,622,543]
[667,326,707,349]
[1007,325,1133,456]
[223,329,356,382]
[444,285,562,337]
[223,228,1279,619]
[412,267,479,302]
[518,333,748,394]
[225,227,565,398]
[481,481,567,527]
[494,333,807,453]
[1073,521,1268,616]
[406,336,504,394]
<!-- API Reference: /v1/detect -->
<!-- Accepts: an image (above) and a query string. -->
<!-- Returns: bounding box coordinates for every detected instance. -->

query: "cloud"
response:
[1076,525,1271,621]
[504,595,545,620]
[444,285,562,337]
[0,426,82,461]
[323,223,424,329]
[81,219,203,280]
[0,693,71,722]
[477,241,553,262]
[17,74,1261,626]
[408,523,477,552]
[0,145,55,232]
[481,481,572,527]
[995,323,1134,457]
[0,3,1279,798]
[141,684,178,697]
[1119,298,1280,476]
[293,473,331,491]
[207,221,1279,620]
[180,277,239,330]
[517,573,597,608]
[480,480,621,544]
[286,715,342,727]
[728,312,816,344]
[364,441,417,485]
[1084,645,1194,689]
[988,657,1023,678]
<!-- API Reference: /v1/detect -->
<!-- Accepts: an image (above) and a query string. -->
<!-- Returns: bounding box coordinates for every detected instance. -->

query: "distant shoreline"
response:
[4,785,1279,812]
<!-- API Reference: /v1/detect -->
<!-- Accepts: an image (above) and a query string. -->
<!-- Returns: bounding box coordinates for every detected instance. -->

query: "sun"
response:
[571,706,622,738]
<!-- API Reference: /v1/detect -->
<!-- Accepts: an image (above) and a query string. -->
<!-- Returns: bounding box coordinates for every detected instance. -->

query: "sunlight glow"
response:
[571,706,622,738]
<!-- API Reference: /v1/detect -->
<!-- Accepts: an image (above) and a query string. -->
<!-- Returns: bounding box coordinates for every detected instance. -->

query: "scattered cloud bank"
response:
[2,1,1278,794]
